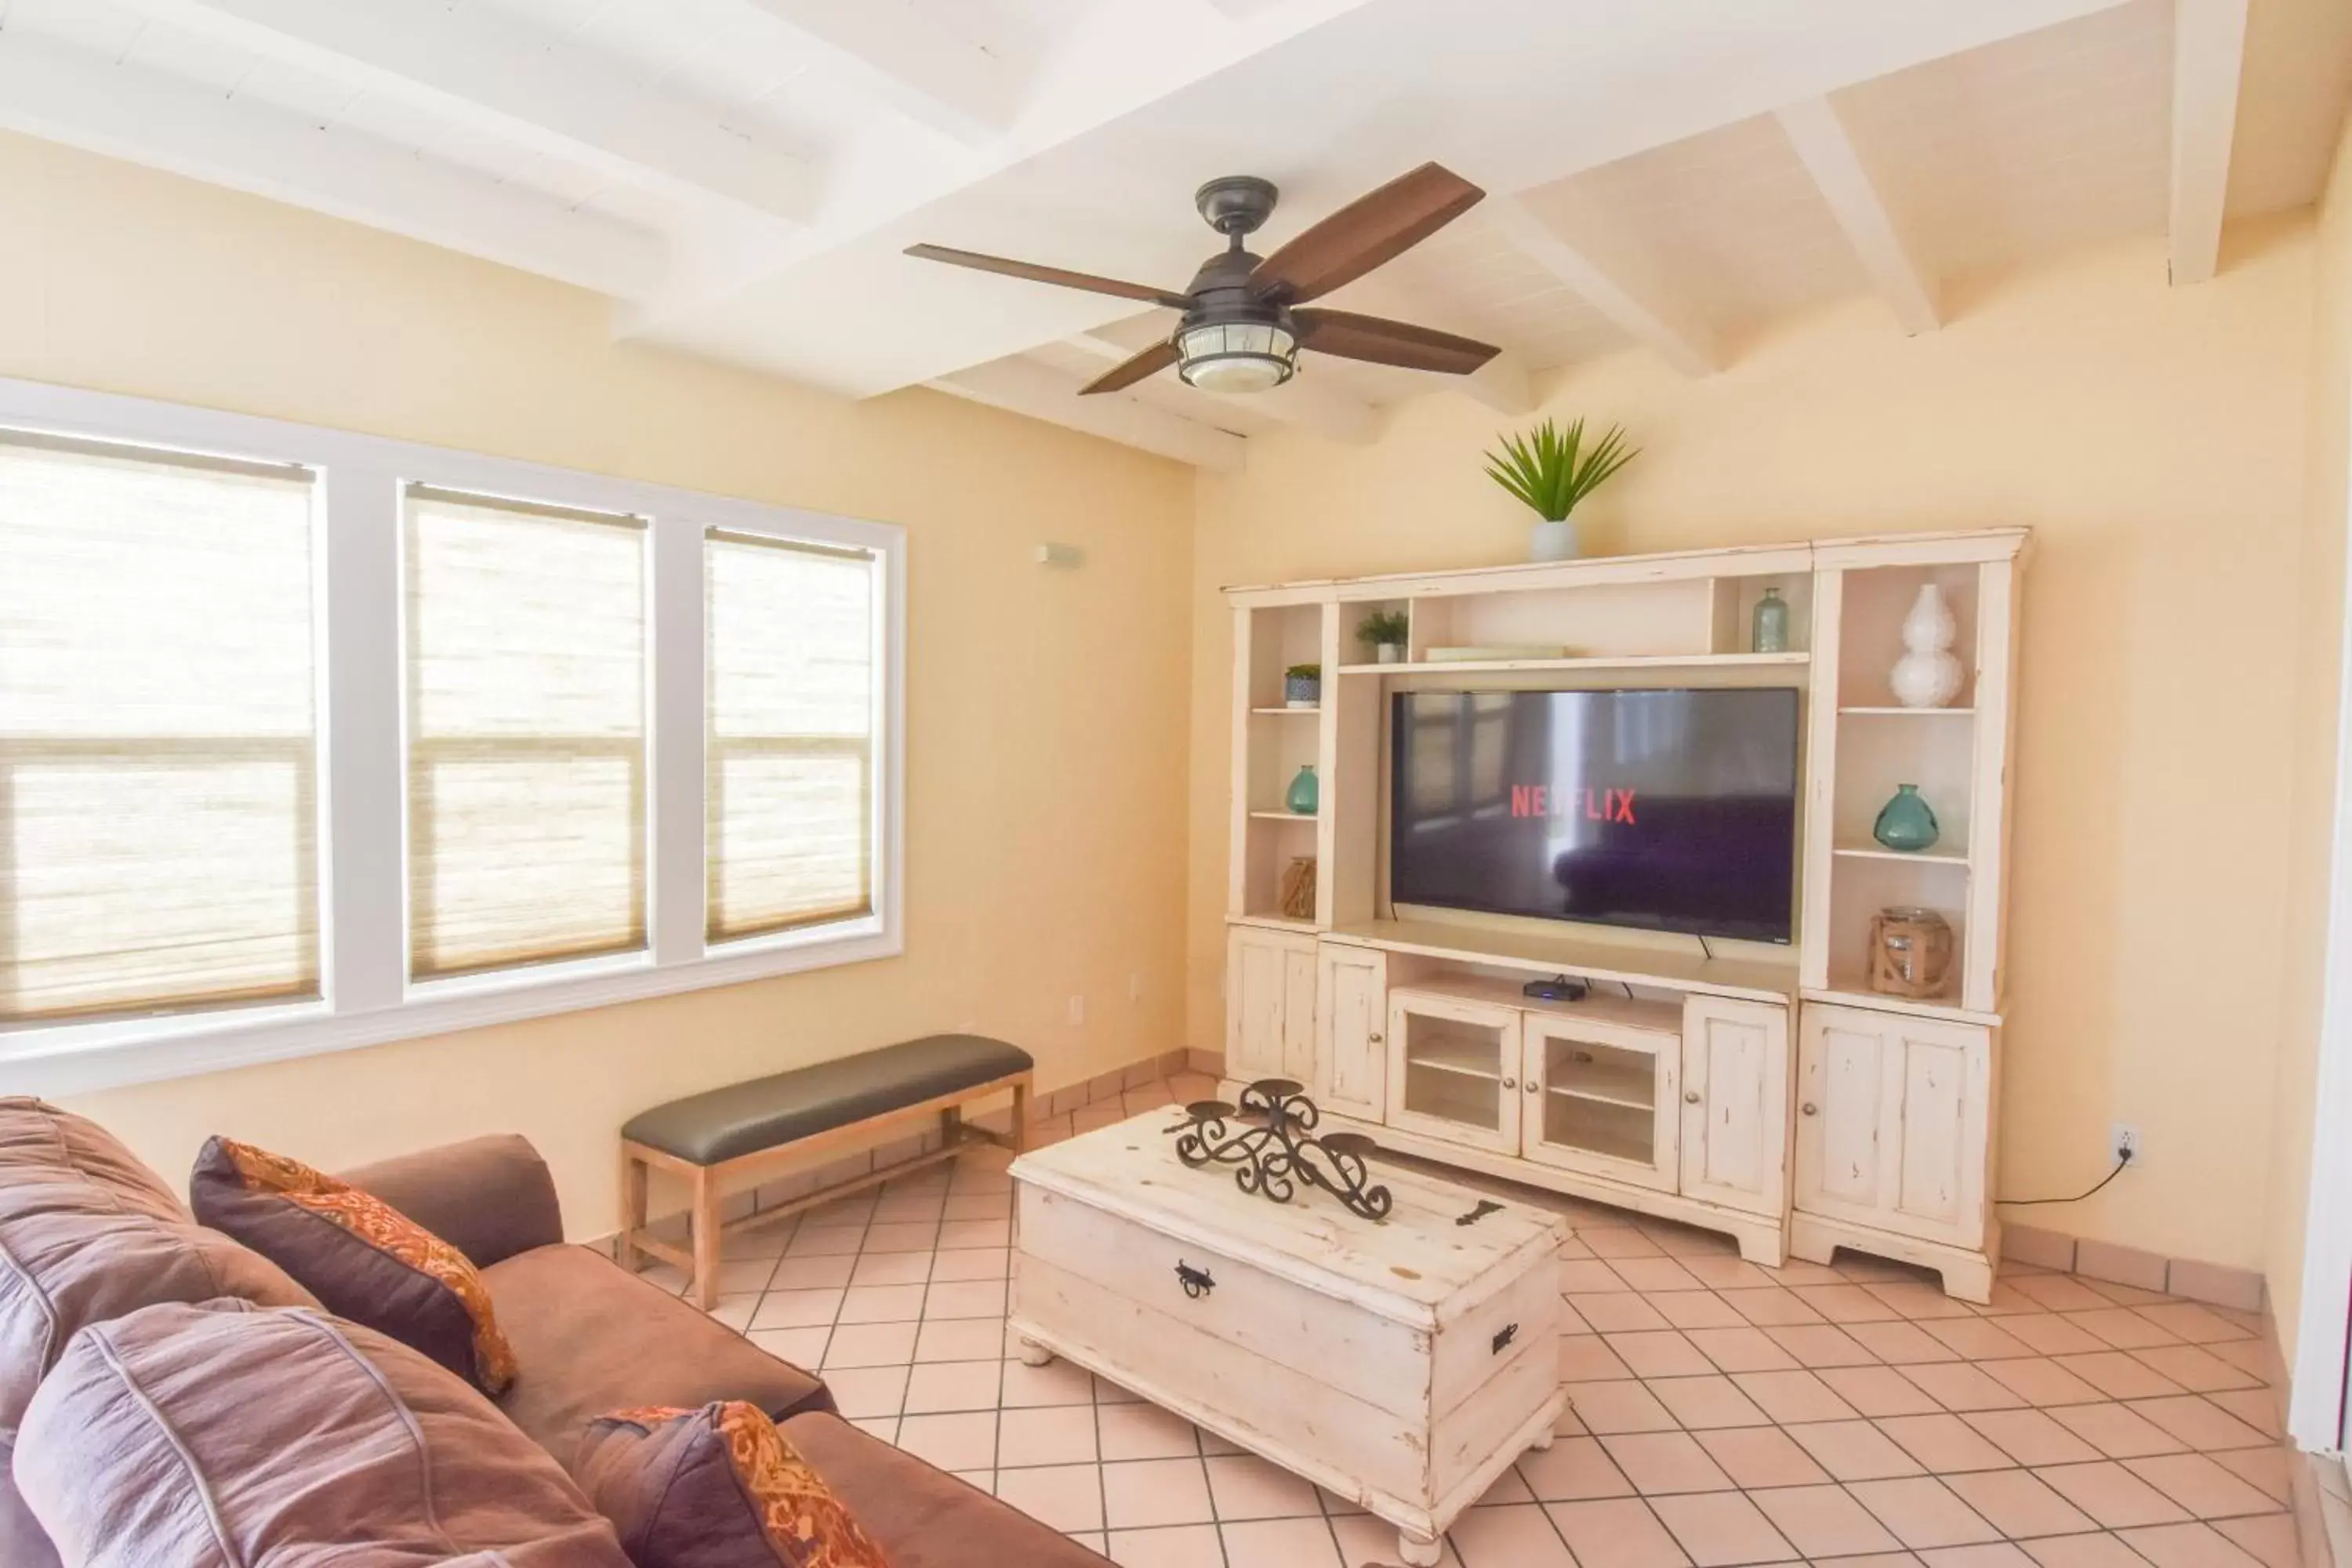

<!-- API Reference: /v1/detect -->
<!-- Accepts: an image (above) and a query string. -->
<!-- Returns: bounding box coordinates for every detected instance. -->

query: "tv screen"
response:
[1389,688,1800,944]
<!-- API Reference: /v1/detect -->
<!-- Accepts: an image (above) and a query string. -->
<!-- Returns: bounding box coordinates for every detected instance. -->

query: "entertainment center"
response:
[1221,529,2025,1301]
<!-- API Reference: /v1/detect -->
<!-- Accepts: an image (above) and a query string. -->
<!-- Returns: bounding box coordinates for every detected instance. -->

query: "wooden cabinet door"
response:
[1679,997,1791,1218]
[1385,990,1523,1154]
[1315,944,1387,1122]
[1795,1004,1991,1247]
[1279,944,1319,1085]
[1226,926,1313,1083]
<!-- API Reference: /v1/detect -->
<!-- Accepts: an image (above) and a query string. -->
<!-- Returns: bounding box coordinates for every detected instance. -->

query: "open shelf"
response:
[1806,982,2001,1027]
[1334,919,1796,1004]
[1840,706,1975,717]
[1248,809,1319,822]
[1392,974,1679,1033]
[1251,706,1320,716]
[1832,842,1971,867]
[1336,652,1808,677]
[1230,913,1316,935]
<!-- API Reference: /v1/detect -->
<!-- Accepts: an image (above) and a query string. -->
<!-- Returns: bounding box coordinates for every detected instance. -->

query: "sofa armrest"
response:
[338,1134,563,1269]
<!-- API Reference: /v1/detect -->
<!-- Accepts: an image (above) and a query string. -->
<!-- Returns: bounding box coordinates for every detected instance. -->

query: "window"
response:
[405,488,647,979]
[706,532,877,942]
[0,433,318,1022]
[0,379,902,1094]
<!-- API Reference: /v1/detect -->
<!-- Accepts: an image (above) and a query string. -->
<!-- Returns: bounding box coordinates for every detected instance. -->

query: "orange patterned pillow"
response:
[580,1401,888,1568]
[188,1136,517,1395]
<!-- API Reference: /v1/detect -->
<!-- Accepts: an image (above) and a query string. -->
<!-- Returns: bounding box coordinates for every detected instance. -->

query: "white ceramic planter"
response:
[1529,518,1581,563]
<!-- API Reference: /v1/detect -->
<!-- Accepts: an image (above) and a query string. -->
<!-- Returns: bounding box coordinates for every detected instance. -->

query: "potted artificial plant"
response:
[1359,609,1410,664]
[1484,417,1639,562]
[1284,663,1321,709]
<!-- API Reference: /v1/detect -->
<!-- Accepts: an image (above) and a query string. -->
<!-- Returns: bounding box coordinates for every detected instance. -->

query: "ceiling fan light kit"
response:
[1177,319,1299,393]
[906,163,1503,398]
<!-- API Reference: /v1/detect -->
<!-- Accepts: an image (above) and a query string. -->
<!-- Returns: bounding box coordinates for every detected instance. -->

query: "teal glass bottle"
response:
[1751,587,1791,653]
[1287,764,1319,815]
[1872,784,1940,852]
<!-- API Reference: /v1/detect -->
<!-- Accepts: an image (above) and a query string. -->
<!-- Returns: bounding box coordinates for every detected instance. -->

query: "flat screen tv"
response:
[1388,688,1800,944]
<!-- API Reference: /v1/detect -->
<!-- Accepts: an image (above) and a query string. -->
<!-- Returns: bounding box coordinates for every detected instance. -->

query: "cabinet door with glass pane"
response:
[1520,1015,1679,1192]
[1384,990,1522,1154]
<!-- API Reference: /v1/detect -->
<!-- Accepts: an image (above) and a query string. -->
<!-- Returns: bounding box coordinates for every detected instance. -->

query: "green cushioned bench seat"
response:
[618,1034,1034,1307]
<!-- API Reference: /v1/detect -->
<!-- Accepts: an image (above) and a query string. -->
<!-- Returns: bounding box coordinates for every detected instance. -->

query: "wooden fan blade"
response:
[1080,339,1179,394]
[1293,309,1500,375]
[1251,163,1485,305]
[905,244,1191,309]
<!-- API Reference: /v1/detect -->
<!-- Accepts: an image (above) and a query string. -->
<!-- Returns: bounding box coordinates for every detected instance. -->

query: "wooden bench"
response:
[618,1034,1033,1308]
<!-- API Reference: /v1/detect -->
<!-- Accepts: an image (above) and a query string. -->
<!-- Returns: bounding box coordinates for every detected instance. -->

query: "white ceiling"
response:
[0,0,2345,466]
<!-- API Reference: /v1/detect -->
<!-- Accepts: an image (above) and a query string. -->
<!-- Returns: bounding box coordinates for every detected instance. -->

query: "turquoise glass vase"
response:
[1872,784,1940,853]
[1287,764,1319,815]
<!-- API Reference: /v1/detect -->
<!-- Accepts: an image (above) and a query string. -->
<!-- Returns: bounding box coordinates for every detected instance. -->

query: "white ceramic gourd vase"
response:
[1889,583,1963,709]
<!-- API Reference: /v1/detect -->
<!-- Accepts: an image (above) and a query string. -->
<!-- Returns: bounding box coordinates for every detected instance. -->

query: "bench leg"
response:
[690,1164,723,1312]
[1010,1076,1032,1154]
[617,1146,648,1275]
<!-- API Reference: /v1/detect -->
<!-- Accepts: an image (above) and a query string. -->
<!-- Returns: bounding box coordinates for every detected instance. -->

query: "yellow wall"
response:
[0,134,1197,1235]
[1188,216,2320,1275]
[2267,114,2352,1360]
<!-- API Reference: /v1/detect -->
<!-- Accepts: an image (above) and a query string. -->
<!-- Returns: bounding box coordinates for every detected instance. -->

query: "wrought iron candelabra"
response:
[1169,1079,1393,1221]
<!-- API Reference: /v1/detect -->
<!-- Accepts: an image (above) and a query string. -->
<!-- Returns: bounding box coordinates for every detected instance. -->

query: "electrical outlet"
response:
[2111,1123,2141,1167]
[1066,994,1085,1026]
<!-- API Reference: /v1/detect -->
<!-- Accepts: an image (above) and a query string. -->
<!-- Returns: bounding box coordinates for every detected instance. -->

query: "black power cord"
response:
[1997,1146,2133,1207]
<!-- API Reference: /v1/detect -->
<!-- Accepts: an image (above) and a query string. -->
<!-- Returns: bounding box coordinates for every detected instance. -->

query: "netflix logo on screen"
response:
[1511,785,1637,824]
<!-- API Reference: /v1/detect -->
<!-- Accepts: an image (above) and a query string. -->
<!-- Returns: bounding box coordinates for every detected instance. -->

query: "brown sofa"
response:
[1,1098,1109,1567]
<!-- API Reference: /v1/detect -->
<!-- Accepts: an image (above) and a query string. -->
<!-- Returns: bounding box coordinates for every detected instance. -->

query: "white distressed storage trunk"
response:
[1009,1112,1567,1564]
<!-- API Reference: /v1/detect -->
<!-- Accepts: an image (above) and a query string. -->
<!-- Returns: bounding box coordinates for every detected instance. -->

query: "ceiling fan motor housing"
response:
[1193,175,1279,238]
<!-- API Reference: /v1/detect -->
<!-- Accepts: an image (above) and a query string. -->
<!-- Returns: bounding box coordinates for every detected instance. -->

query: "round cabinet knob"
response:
[1802,1102,1819,1116]
[1684,1091,1701,1105]
[1524,1080,1540,1095]
[1368,1033,1383,1044]
[1501,1077,1517,1091]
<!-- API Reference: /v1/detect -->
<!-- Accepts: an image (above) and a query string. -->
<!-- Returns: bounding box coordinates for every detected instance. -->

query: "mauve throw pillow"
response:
[579,1401,891,1568]
[0,1099,315,1568]
[16,1298,630,1568]
[189,1134,517,1394]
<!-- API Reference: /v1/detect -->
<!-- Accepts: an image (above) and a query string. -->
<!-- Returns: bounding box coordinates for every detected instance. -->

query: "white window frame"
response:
[0,377,906,1097]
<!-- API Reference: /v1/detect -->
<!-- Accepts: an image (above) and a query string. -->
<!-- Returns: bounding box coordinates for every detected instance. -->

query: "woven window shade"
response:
[405,487,647,979]
[706,532,876,942]
[0,433,318,1023]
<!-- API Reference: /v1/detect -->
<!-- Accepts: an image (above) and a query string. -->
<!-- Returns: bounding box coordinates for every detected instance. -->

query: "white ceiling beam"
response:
[1063,331,1381,445]
[1774,97,1939,334]
[1486,194,1717,378]
[0,33,662,299]
[110,0,811,226]
[732,0,1018,146]
[2168,0,2249,285]
[1457,352,1536,417]
[930,357,1245,471]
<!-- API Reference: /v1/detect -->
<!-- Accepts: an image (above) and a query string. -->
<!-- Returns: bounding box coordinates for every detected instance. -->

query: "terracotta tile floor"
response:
[644,1074,2301,1567]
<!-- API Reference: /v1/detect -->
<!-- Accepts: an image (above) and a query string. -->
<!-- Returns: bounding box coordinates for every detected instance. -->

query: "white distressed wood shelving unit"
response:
[1221,529,2026,1299]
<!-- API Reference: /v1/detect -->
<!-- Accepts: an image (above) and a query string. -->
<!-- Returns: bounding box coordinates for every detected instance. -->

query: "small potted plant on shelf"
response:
[1284,663,1321,709]
[1358,609,1409,664]
[1484,417,1639,562]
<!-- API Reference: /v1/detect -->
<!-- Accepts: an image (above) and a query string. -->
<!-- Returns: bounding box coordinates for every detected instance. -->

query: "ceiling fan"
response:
[905,162,1502,397]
